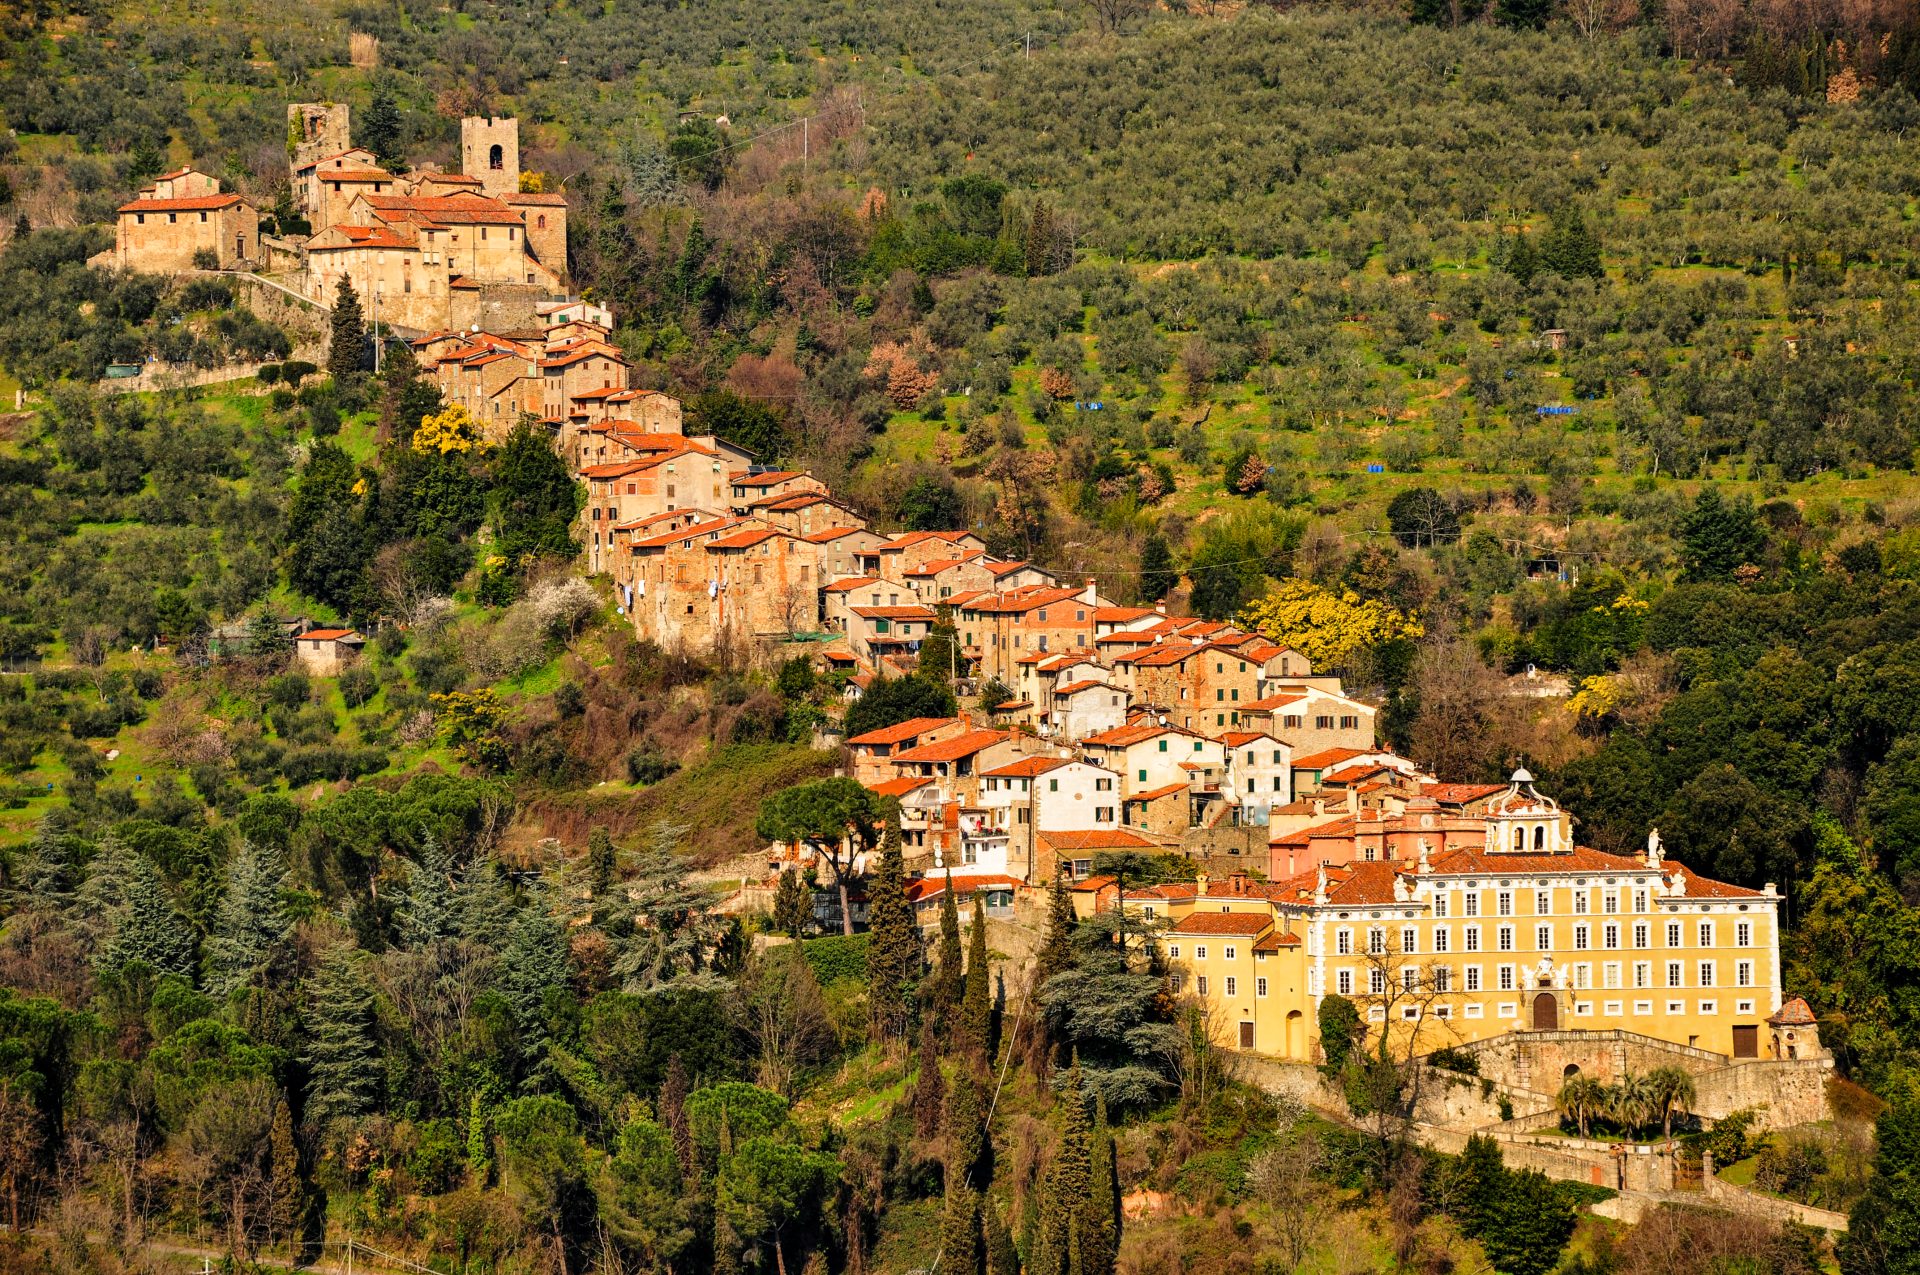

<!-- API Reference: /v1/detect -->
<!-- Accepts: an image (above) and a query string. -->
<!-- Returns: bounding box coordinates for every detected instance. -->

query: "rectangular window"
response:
[1497,891,1513,917]
[1603,961,1622,989]
[1574,924,1589,951]
[1337,969,1353,995]
[1196,946,1208,960]
[1604,892,1619,913]
[1225,977,1237,996]
[1169,974,1184,994]
[1736,960,1753,987]
[1464,892,1480,917]
[1667,999,1685,1015]
[1635,1000,1654,1015]
[1634,923,1650,949]
[1536,890,1552,915]
[1699,921,1715,948]
[1402,927,1418,954]
[1634,961,1651,988]
[1698,961,1715,987]
[1574,890,1590,915]
[1667,922,1683,947]
[1736,921,1752,947]
[1434,893,1449,918]
[1574,963,1591,990]
[1256,978,1268,997]
[1498,925,1514,952]
[1369,929,1386,955]
[1196,976,1208,995]
[1465,966,1481,992]
[1432,927,1449,953]
[1604,923,1620,950]
[1634,890,1649,912]
[1499,965,1515,991]
[1537,924,1552,951]
[1401,967,1418,993]
[1465,926,1481,953]
[1699,999,1718,1016]
[1337,930,1352,956]
[1370,968,1386,995]
[1433,967,1451,993]
[1667,961,1684,988]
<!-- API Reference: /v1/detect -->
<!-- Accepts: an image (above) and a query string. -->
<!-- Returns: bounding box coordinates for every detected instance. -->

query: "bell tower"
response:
[461,116,520,199]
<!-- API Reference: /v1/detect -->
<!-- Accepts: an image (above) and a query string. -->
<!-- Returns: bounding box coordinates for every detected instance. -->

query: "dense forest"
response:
[6,0,1920,1271]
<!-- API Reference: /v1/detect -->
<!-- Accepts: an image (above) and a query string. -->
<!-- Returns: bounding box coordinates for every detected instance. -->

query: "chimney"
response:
[1197,871,1210,896]
[1155,600,1167,615]
[1082,578,1099,607]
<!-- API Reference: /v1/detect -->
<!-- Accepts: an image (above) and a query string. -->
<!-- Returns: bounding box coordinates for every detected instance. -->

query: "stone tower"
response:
[461,116,520,199]
[288,103,352,176]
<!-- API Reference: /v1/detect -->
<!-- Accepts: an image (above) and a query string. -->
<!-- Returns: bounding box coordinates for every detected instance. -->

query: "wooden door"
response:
[1533,993,1559,1030]
[1239,1021,1255,1051]
[1732,1025,1758,1058]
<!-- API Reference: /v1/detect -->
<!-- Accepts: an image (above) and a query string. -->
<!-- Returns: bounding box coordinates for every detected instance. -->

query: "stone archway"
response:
[1533,992,1559,1030]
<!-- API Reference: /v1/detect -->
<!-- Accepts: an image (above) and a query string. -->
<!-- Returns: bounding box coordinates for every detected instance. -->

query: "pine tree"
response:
[303,945,381,1127]
[587,826,618,902]
[961,894,993,1067]
[100,852,197,981]
[266,1097,308,1241]
[945,1069,988,1192]
[865,816,919,1043]
[327,276,370,383]
[397,834,456,950]
[1025,201,1054,277]
[206,841,291,996]
[456,852,520,950]
[499,894,571,1086]
[1138,534,1176,603]
[773,869,813,939]
[375,339,441,445]
[984,1198,1022,1275]
[942,1184,985,1275]
[914,1018,947,1141]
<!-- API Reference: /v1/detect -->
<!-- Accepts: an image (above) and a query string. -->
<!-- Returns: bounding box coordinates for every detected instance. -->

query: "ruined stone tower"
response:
[288,103,352,176]
[461,116,520,199]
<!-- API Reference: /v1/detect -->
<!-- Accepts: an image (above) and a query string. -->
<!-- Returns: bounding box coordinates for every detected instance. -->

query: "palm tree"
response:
[1611,1072,1658,1139]
[1556,1074,1606,1138]
[1647,1066,1697,1140]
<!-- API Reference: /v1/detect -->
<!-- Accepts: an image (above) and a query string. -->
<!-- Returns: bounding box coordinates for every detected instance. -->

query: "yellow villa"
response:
[1156,771,1790,1065]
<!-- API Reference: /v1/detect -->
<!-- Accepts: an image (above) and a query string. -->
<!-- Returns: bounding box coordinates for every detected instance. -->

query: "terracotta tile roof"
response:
[982,756,1069,778]
[1094,606,1159,622]
[1220,731,1282,748]
[613,510,704,532]
[986,560,1032,577]
[1768,996,1816,1026]
[823,576,882,594]
[731,470,809,487]
[504,192,570,205]
[890,729,1009,764]
[904,873,1022,903]
[1269,817,1358,848]
[1081,722,1209,748]
[867,776,934,798]
[906,554,986,577]
[1254,931,1304,950]
[946,590,990,609]
[1114,642,1207,668]
[1054,679,1112,697]
[1171,911,1272,936]
[300,628,359,642]
[1421,783,1509,804]
[1038,829,1162,852]
[1245,692,1309,710]
[1293,747,1377,769]
[960,585,1089,615]
[1126,781,1191,802]
[120,194,246,213]
[883,531,976,551]
[1670,862,1766,899]
[806,526,867,543]
[628,517,742,549]
[360,192,528,224]
[850,606,938,620]
[1097,631,1160,646]
[706,528,790,550]
[316,168,396,182]
[1322,762,1398,785]
[1426,845,1654,877]
[578,461,657,479]
[847,716,962,746]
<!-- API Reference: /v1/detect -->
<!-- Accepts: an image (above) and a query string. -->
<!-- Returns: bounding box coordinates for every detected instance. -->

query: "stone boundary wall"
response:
[1699,1170,1849,1231]
[1695,1058,1832,1131]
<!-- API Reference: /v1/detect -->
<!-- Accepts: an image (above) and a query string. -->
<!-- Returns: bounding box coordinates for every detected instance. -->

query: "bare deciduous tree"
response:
[1246,1126,1327,1268]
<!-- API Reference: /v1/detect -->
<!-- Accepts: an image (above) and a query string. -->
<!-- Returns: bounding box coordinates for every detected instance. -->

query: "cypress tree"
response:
[303,945,381,1127]
[465,1092,492,1185]
[101,852,197,981]
[327,276,370,382]
[661,1054,694,1176]
[1506,230,1537,287]
[360,84,404,170]
[1036,870,1076,985]
[375,339,441,445]
[914,1018,947,1141]
[1032,1064,1093,1275]
[984,1198,1022,1275]
[942,1184,985,1275]
[1082,1092,1118,1275]
[1138,533,1176,602]
[946,1069,989,1192]
[205,840,291,997]
[930,872,964,1017]
[266,1097,308,1241]
[960,893,993,1067]
[865,816,919,1043]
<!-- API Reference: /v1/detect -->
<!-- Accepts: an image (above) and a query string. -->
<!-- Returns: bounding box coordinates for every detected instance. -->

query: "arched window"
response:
[536,214,546,229]
[1513,825,1525,852]
[489,144,504,170]
[1534,824,1546,850]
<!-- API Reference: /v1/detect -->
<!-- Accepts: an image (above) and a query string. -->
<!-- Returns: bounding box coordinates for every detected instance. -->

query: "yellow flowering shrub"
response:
[412,404,486,456]
[1235,578,1423,669]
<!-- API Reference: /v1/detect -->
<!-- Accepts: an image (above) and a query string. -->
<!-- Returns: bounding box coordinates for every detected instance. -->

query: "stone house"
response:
[1079,722,1227,799]
[844,605,938,669]
[846,717,970,786]
[805,527,888,586]
[876,531,990,581]
[1114,641,1260,733]
[904,553,996,605]
[1035,827,1165,882]
[1049,679,1129,743]
[884,728,1022,805]
[108,169,259,273]
[293,627,364,676]
[956,583,1105,684]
